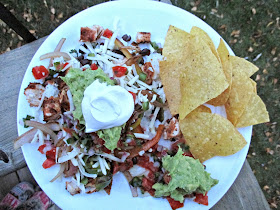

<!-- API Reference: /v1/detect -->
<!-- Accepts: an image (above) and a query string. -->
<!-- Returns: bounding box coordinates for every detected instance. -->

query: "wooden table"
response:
[0,36,271,210]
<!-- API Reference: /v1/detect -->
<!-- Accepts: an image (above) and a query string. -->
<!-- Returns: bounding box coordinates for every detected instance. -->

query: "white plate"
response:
[17,1,252,209]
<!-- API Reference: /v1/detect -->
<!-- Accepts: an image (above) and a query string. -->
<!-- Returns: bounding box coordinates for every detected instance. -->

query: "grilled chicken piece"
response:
[24,83,45,107]
[59,87,70,112]
[141,62,154,85]
[66,181,81,195]
[45,78,67,90]
[64,161,78,178]
[80,25,104,42]
[42,96,61,121]
[136,32,151,43]
[163,117,181,139]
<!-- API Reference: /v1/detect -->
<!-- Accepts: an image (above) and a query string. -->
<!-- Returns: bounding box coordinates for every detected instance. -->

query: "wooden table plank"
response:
[0,36,270,209]
[0,37,47,177]
[16,167,38,188]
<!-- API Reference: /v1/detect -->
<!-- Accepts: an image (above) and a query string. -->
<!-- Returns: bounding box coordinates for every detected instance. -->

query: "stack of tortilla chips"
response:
[159,26,269,162]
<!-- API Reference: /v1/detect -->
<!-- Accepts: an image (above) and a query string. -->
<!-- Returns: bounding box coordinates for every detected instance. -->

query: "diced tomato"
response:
[166,196,184,210]
[194,193,208,206]
[103,28,113,38]
[42,158,56,169]
[112,66,127,77]
[38,144,46,154]
[137,156,158,173]
[142,177,155,191]
[55,62,69,70]
[183,151,194,158]
[90,63,98,70]
[128,91,136,103]
[46,148,56,161]
[32,65,49,79]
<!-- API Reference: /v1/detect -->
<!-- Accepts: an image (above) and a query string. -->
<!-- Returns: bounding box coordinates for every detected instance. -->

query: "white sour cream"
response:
[82,80,134,133]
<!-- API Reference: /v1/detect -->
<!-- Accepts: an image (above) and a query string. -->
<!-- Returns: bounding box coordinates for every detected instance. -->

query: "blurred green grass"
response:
[1,0,279,208]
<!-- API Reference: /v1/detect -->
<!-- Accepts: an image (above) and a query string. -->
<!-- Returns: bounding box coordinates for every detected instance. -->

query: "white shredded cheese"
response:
[58,148,79,163]
[92,162,99,168]
[84,42,95,53]
[106,50,124,59]
[128,75,139,86]
[71,158,79,166]
[138,150,145,156]
[67,90,74,112]
[98,156,107,175]
[134,133,151,140]
[149,107,161,129]
[79,45,90,54]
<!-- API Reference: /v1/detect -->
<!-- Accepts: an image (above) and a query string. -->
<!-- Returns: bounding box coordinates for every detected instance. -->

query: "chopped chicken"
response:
[45,78,67,90]
[136,32,151,43]
[24,83,45,107]
[163,117,181,139]
[66,181,81,196]
[80,25,104,42]
[59,87,70,112]
[42,96,61,121]
[64,161,78,178]
[141,62,154,85]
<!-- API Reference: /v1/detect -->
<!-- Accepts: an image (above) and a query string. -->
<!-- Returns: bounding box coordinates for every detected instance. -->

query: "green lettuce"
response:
[152,147,218,203]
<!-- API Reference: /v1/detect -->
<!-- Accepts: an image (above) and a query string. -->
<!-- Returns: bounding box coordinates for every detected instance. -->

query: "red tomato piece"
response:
[90,63,98,70]
[46,148,56,161]
[166,196,184,210]
[38,144,46,154]
[194,193,208,206]
[32,65,49,79]
[103,28,113,38]
[42,158,56,169]
[112,66,127,77]
[128,91,136,102]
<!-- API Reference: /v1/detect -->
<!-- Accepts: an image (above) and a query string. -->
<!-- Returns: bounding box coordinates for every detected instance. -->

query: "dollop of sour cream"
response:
[82,80,134,133]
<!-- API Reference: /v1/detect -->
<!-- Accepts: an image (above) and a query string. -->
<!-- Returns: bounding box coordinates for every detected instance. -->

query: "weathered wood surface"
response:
[0,37,46,177]
[0,36,270,209]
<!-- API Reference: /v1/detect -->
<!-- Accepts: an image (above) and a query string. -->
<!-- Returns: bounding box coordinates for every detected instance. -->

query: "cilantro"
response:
[23,115,35,128]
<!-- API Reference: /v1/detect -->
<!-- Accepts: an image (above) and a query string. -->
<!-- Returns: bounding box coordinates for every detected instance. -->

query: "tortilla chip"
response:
[180,112,247,162]
[208,39,232,106]
[192,105,212,114]
[229,55,259,77]
[162,25,191,58]
[235,93,269,128]
[179,35,229,119]
[190,26,220,61]
[225,63,254,126]
[250,79,257,93]
[159,60,181,115]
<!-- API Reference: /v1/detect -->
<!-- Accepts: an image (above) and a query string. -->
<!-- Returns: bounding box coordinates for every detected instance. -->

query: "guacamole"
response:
[152,147,218,203]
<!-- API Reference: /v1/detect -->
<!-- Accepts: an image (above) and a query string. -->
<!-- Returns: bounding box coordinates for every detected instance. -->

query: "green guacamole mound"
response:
[61,68,114,125]
[152,147,218,203]
[97,124,125,151]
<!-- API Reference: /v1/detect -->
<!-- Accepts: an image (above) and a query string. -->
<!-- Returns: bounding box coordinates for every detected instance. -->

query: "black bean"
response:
[77,55,84,61]
[112,49,125,56]
[122,34,131,42]
[132,157,138,164]
[80,59,90,66]
[140,48,151,56]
